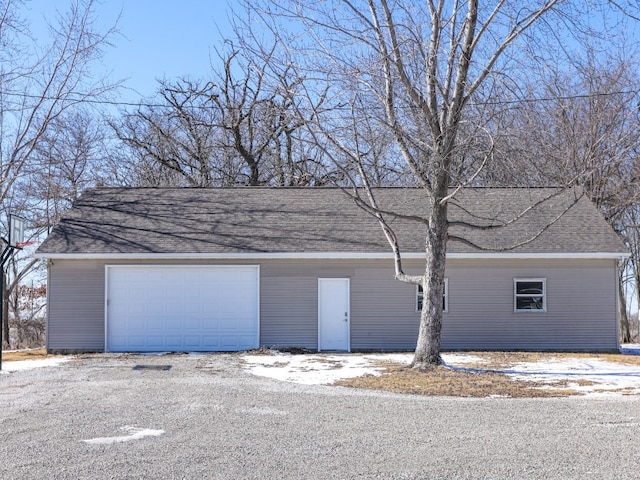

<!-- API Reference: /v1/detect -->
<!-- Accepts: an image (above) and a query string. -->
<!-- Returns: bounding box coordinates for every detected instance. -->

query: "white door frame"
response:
[318,277,350,352]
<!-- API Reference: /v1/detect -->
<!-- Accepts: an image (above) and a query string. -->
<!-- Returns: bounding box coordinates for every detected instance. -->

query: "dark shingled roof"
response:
[35,187,629,256]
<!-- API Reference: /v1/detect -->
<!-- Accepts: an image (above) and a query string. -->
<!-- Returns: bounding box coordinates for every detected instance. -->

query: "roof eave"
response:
[33,251,631,260]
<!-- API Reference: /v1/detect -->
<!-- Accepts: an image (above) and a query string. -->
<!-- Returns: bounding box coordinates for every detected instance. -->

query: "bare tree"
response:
[482,51,640,341]
[620,205,640,337]
[0,0,117,346]
[113,46,332,187]
[23,109,108,227]
[113,80,222,187]
[239,0,631,368]
[8,274,46,348]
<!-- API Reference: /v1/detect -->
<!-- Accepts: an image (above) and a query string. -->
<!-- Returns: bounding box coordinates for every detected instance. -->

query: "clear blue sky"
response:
[26,1,639,106]
[29,0,238,103]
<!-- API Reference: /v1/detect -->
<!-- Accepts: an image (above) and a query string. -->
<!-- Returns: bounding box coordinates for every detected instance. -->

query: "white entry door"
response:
[318,278,350,351]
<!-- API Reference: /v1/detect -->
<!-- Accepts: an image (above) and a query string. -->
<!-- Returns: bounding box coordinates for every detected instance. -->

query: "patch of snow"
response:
[243,353,410,385]
[4,347,45,353]
[505,358,640,396]
[242,351,640,397]
[236,407,288,416]
[241,353,495,386]
[1,357,72,372]
[242,352,494,386]
[83,426,164,445]
[442,353,487,365]
[620,344,640,355]
[368,353,412,365]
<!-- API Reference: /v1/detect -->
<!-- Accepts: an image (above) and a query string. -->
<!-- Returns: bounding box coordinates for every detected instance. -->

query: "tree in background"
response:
[480,51,640,340]
[621,204,640,337]
[113,46,333,187]
[25,109,109,227]
[0,0,117,347]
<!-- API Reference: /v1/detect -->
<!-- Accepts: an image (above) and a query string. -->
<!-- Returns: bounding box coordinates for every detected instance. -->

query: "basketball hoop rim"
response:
[15,240,36,249]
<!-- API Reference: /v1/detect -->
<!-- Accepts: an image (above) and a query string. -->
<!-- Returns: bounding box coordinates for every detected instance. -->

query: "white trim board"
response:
[36,251,630,260]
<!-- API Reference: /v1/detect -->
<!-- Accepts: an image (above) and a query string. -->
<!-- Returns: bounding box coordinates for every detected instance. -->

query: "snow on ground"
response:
[242,353,406,385]
[83,426,165,445]
[620,344,640,354]
[242,350,640,396]
[504,358,640,396]
[242,351,488,386]
[1,356,72,373]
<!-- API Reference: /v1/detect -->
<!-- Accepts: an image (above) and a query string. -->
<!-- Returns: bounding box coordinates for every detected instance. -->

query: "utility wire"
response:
[0,88,638,110]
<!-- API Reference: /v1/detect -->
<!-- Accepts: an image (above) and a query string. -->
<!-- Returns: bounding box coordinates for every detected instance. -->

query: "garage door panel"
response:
[220,335,240,347]
[185,336,204,348]
[107,266,259,352]
[146,336,164,348]
[128,335,148,349]
[183,317,202,329]
[165,336,183,348]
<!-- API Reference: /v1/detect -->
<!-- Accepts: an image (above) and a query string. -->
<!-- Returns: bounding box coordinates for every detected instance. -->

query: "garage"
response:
[106,265,259,352]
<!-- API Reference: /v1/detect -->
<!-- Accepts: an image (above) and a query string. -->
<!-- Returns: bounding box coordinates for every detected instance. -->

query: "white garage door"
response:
[106,265,259,352]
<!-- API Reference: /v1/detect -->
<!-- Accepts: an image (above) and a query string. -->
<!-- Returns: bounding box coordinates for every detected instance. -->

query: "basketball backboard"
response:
[9,215,25,248]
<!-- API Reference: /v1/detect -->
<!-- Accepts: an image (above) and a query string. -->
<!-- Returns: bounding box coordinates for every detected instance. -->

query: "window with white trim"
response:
[514,278,546,312]
[417,278,448,312]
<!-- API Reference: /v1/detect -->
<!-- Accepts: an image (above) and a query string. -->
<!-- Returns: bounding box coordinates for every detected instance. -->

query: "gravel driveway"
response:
[2,353,640,479]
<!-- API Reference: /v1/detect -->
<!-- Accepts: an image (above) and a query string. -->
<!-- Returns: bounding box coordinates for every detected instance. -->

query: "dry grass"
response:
[335,351,640,398]
[2,348,48,361]
[336,364,581,397]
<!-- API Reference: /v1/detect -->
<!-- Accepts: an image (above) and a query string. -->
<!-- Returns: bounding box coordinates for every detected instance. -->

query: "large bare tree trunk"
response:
[619,275,631,343]
[412,185,448,368]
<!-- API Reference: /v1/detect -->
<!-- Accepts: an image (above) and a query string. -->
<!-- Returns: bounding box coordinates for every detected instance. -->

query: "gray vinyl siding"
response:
[350,264,421,350]
[439,258,619,351]
[260,272,319,349]
[45,257,620,352]
[261,262,357,349]
[46,260,105,351]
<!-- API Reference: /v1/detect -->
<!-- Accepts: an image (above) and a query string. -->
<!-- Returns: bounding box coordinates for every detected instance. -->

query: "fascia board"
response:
[34,251,630,260]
